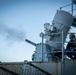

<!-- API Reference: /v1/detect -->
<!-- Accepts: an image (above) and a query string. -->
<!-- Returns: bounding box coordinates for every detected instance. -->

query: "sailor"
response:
[65,33,76,59]
[72,37,76,51]
[66,33,75,49]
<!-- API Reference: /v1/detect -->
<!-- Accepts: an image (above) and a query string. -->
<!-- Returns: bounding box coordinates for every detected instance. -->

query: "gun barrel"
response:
[25,39,36,46]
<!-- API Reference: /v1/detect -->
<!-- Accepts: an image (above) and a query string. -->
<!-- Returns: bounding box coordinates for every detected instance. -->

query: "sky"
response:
[0,0,76,62]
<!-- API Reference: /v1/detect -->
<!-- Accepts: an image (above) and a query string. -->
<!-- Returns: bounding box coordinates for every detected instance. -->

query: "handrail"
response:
[0,66,19,75]
[57,3,72,11]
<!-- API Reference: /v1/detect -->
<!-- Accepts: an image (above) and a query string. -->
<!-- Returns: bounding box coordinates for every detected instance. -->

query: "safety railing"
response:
[57,2,76,16]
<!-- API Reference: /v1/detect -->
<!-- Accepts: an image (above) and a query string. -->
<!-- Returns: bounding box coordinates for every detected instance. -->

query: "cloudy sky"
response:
[0,0,76,62]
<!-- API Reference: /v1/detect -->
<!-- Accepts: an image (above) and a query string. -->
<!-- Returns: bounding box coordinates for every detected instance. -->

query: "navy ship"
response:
[0,0,76,75]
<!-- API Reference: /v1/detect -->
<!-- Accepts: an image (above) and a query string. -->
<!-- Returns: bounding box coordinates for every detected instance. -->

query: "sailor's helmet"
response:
[69,33,75,39]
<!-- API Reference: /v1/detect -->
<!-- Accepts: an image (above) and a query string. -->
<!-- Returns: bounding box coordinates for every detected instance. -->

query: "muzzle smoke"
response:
[0,23,25,42]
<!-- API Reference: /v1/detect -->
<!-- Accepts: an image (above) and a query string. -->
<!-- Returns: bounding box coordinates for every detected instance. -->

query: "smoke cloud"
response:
[0,23,25,42]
